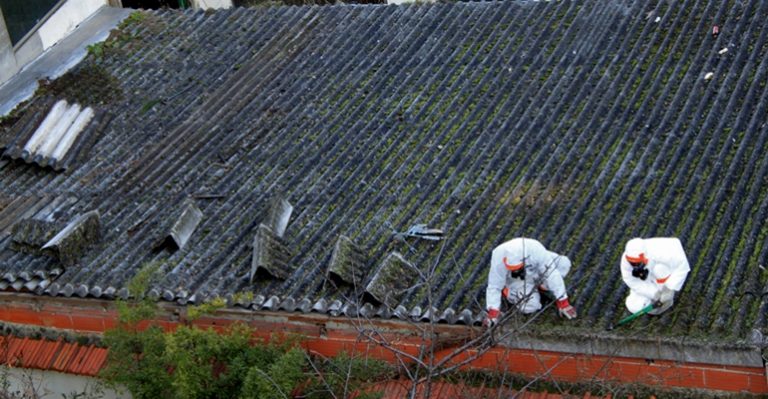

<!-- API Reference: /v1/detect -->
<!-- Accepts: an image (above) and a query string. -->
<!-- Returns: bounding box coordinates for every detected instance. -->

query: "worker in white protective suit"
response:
[484,238,577,327]
[621,237,690,315]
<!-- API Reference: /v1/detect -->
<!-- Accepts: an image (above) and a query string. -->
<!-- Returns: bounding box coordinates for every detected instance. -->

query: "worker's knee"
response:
[518,302,542,314]
[556,256,572,277]
[625,292,651,314]
[516,293,542,314]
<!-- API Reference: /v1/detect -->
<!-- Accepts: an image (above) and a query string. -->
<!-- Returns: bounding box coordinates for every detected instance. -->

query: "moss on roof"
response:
[1,0,767,343]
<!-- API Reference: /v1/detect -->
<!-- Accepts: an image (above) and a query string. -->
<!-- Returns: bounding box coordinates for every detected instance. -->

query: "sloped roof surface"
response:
[1,0,768,340]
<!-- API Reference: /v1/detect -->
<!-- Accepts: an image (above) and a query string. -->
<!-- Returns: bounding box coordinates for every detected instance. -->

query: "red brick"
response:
[70,316,104,332]
[748,374,768,392]
[39,312,73,329]
[3,309,42,325]
[704,368,753,391]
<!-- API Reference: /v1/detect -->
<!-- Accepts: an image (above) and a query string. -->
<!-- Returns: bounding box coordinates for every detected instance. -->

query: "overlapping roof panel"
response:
[0,1,767,341]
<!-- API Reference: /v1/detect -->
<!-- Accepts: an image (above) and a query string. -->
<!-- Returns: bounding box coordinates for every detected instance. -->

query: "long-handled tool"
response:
[606,302,661,331]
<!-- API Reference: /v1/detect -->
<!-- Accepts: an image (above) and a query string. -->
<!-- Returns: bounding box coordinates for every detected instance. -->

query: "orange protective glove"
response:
[556,298,577,320]
[483,308,501,327]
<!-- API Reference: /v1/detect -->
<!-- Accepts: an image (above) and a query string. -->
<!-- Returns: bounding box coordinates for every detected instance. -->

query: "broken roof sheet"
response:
[1,1,768,342]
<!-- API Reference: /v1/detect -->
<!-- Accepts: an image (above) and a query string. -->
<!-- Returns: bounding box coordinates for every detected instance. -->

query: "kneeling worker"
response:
[621,237,690,315]
[485,238,577,327]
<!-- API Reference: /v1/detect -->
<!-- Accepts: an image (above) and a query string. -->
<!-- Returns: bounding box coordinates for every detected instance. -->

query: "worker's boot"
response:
[648,299,673,315]
[538,285,556,306]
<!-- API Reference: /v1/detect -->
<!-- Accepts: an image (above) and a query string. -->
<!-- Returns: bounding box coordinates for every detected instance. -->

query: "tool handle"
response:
[615,303,656,327]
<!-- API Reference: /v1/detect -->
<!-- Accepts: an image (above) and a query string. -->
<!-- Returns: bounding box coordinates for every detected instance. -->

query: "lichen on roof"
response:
[0,0,767,343]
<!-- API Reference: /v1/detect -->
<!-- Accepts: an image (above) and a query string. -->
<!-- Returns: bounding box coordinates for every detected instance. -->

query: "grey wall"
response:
[0,7,19,84]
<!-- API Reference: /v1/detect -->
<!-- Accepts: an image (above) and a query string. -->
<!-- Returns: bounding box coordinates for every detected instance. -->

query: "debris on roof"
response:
[327,235,367,287]
[365,252,416,308]
[250,224,294,281]
[0,0,767,340]
[395,224,445,241]
[8,100,94,168]
[266,197,293,238]
[10,219,60,255]
[41,211,100,266]
[0,195,50,237]
[154,199,203,252]
[1,97,110,171]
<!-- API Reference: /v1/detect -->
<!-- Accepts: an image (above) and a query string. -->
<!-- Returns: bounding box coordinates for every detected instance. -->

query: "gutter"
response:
[0,292,764,394]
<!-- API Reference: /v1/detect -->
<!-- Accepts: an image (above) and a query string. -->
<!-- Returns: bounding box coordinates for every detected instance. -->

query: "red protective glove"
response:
[556,298,577,320]
[483,308,501,327]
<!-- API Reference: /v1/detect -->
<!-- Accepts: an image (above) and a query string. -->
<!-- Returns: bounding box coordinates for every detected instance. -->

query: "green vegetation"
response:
[101,264,391,399]
[187,296,227,320]
[119,11,147,29]
[37,64,123,106]
[140,98,163,114]
[86,28,137,61]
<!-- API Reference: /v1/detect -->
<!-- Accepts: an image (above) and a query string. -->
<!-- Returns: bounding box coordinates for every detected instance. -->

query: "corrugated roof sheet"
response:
[0,336,106,376]
[0,0,767,340]
[2,97,107,171]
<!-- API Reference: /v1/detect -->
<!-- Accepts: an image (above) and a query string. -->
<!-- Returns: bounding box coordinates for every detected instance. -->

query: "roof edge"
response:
[0,292,764,393]
[0,292,763,369]
[499,332,764,368]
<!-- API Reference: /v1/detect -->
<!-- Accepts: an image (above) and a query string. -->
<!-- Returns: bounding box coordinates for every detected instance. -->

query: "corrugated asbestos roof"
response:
[4,99,95,170]
[0,0,767,340]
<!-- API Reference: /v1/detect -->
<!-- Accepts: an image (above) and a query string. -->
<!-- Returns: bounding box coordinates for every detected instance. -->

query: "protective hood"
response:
[624,238,647,263]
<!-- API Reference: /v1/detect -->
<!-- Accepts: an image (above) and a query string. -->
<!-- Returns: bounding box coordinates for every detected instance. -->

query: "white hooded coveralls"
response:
[486,238,571,314]
[621,237,690,314]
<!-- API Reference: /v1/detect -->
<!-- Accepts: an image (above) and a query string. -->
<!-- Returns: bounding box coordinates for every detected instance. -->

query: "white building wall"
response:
[38,0,108,50]
[0,6,18,83]
[1,367,130,399]
[191,0,233,9]
[0,0,108,86]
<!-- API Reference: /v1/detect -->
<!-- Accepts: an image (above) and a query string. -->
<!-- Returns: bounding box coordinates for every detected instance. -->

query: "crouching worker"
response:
[484,238,577,327]
[621,237,690,315]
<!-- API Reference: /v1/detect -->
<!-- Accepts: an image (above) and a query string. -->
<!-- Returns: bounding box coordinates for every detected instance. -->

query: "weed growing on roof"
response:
[187,296,227,320]
[37,63,123,106]
[119,11,147,29]
[88,12,165,62]
[140,98,163,114]
[86,28,137,61]
[233,291,255,304]
[0,105,24,139]
[116,260,164,325]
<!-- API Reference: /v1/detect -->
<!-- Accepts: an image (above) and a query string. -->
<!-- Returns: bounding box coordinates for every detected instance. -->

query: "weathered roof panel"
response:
[0,1,767,342]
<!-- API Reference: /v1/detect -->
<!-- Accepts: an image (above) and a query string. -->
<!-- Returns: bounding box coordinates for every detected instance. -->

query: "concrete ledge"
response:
[500,331,765,369]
